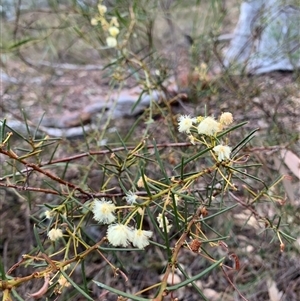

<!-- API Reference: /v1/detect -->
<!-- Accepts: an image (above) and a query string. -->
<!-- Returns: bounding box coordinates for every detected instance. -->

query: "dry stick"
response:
[0,183,61,195]
[1,238,106,293]
[0,142,207,198]
[27,275,50,300]
[153,205,207,301]
[32,142,193,166]
[0,181,206,199]
[221,266,249,301]
[0,143,193,181]
[0,148,92,197]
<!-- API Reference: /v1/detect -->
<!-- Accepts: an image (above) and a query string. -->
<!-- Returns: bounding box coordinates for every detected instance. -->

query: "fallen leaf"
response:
[267,279,283,301]
[273,157,297,203]
[280,150,300,179]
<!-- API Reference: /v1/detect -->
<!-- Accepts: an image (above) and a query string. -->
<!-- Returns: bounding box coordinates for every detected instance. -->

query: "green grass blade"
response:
[61,270,94,300]
[174,146,213,170]
[167,257,225,290]
[93,280,149,301]
[153,139,170,184]
[33,224,45,253]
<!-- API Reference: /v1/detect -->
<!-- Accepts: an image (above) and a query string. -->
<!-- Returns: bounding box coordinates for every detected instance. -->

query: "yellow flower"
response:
[219,112,233,126]
[108,26,120,37]
[106,36,117,47]
[48,228,63,241]
[213,144,232,162]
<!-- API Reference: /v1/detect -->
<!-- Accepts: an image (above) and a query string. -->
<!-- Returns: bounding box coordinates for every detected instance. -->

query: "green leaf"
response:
[278,230,296,242]
[93,280,149,301]
[33,224,45,253]
[174,146,213,170]
[231,128,259,156]
[229,166,268,188]
[153,139,170,184]
[61,270,94,301]
[0,256,6,280]
[11,289,25,301]
[8,37,36,50]
[167,257,225,291]
[177,264,209,301]
[201,204,238,221]
[81,260,88,293]
[217,121,248,139]
[0,119,6,143]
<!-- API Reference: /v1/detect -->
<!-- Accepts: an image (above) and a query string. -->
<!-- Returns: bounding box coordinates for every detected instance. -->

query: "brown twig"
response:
[0,182,61,195]
[0,148,92,197]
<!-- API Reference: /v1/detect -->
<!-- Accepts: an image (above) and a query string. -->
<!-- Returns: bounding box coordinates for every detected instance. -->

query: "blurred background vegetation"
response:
[0,0,299,300]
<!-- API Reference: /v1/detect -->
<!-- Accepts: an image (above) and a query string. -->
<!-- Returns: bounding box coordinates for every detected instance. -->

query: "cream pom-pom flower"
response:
[178,115,197,134]
[106,36,117,47]
[213,144,232,162]
[48,228,63,241]
[125,191,138,204]
[131,229,153,249]
[108,26,120,37]
[107,224,132,247]
[197,116,222,136]
[97,4,107,15]
[92,198,116,224]
[219,112,233,126]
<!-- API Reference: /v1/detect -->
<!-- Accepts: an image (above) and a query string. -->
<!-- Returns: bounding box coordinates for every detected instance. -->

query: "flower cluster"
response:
[107,223,153,249]
[178,112,234,162]
[91,198,152,248]
[91,2,120,47]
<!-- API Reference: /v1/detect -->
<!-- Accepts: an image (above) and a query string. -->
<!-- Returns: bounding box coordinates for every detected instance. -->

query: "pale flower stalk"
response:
[92,198,116,224]
[131,229,153,249]
[107,224,132,247]
[213,144,232,162]
[188,134,196,145]
[111,16,119,27]
[48,228,63,241]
